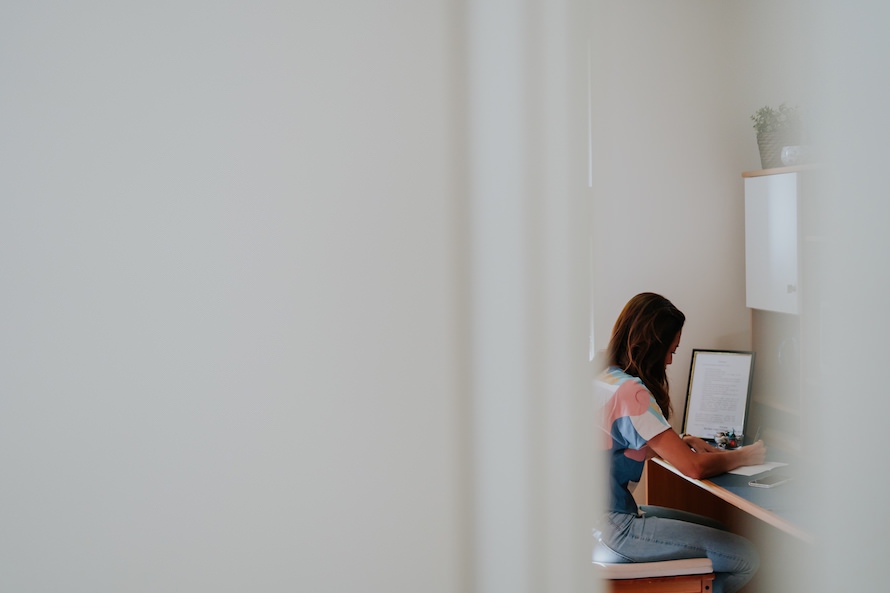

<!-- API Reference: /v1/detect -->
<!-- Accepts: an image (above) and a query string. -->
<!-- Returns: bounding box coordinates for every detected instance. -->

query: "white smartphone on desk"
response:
[748,473,791,488]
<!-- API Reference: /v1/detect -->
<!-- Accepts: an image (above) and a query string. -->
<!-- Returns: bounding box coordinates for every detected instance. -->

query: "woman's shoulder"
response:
[597,366,647,389]
[597,367,661,412]
[596,367,669,442]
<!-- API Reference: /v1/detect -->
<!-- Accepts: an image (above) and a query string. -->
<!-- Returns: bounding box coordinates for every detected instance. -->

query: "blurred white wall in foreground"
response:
[806,3,890,592]
[0,2,594,593]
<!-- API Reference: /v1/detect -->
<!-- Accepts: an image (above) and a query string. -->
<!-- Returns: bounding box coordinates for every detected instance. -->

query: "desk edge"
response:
[650,458,814,544]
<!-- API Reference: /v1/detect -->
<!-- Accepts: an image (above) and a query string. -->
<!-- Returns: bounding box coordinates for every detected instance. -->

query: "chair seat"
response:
[594,558,713,580]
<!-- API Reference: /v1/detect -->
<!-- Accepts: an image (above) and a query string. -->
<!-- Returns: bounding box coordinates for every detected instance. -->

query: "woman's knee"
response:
[739,536,760,575]
[723,533,759,576]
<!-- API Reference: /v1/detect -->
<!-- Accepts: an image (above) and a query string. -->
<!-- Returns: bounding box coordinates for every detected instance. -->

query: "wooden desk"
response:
[646,458,813,593]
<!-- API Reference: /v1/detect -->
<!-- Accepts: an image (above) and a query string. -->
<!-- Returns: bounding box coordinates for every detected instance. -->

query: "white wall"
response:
[589,1,756,428]
[589,0,824,429]
[0,2,596,593]
[804,4,890,593]
[1,3,465,591]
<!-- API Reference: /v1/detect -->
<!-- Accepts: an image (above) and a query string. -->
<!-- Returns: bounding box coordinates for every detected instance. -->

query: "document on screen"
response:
[682,350,755,440]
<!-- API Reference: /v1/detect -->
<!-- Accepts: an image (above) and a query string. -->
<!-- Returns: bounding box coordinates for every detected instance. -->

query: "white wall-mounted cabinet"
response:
[743,164,823,453]
[744,171,799,314]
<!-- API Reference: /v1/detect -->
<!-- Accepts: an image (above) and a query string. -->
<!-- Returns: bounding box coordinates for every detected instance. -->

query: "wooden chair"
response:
[594,558,715,593]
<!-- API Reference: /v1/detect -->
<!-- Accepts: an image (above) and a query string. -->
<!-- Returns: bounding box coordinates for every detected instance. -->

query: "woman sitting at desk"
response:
[593,292,766,593]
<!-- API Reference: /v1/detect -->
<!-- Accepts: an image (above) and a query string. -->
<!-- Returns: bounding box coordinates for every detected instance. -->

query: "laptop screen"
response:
[681,349,756,440]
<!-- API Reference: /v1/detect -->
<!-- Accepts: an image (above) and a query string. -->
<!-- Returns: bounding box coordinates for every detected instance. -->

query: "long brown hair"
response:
[607,293,685,419]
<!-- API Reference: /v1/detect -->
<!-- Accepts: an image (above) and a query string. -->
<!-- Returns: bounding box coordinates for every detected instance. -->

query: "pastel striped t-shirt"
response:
[595,366,671,514]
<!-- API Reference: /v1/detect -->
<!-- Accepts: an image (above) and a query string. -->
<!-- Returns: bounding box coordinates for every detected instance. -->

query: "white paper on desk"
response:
[728,461,788,476]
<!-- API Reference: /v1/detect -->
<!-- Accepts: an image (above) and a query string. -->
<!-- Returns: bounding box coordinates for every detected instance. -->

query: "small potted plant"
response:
[751,103,802,169]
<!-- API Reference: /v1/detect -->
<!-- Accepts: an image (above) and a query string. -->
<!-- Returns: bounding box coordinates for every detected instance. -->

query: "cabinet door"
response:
[745,173,799,314]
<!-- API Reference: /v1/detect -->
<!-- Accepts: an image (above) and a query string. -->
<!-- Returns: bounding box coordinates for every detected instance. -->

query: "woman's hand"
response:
[739,440,767,466]
[682,435,719,453]
[684,434,768,467]
[650,430,769,479]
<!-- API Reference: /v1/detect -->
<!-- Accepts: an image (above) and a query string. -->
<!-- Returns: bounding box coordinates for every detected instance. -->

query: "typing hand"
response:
[682,434,719,453]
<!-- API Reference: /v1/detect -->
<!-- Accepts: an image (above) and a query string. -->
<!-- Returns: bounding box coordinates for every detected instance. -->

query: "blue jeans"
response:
[593,506,759,593]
